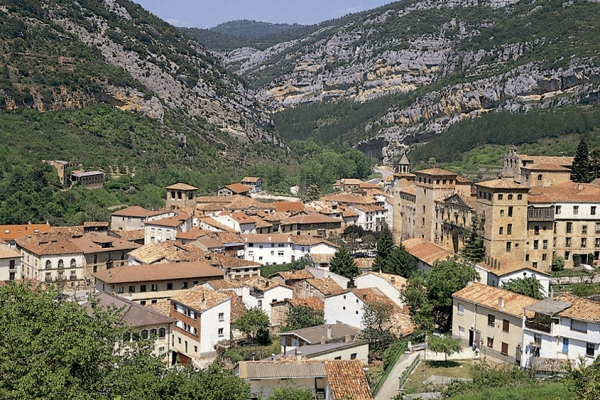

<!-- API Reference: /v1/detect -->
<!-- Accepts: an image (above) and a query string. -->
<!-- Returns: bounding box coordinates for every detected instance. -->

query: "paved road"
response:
[375,351,420,400]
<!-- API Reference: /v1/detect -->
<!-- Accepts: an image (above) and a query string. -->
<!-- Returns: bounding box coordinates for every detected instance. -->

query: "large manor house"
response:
[393,146,599,271]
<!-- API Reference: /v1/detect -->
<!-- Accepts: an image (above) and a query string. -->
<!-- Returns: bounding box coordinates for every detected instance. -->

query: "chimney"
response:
[321,336,326,345]
[296,351,302,363]
[391,276,395,283]
[202,294,206,309]
[327,325,332,339]
[344,334,351,343]
[498,297,504,309]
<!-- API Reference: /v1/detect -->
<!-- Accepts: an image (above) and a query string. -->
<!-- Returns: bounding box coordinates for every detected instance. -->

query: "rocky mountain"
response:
[204,0,600,163]
[0,0,279,144]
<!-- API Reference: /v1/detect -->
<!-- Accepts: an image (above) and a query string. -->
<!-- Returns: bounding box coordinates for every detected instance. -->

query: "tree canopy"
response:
[281,305,325,332]
[359,302,397,354]
[0,281,250,399]
[329,245,359,287]
[501,275,546,299]
[372,225,415,277]
[237,307,270,344]
[427,334,462,361]
[571,138,592,183]
[461,215,486,263]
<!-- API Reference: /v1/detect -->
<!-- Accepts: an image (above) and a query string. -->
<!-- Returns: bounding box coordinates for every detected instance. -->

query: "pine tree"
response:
[329,245,359,287]
[373,225,394,272]
[385,244,415,277]
[461,215,486,262]
[571,138,592,183]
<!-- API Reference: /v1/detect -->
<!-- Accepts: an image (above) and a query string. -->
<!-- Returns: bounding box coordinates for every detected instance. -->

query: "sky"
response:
[133,0,396,29]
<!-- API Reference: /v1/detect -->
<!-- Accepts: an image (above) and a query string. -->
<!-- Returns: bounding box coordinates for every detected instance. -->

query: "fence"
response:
[371,342,408,396]
[397,354,421,390]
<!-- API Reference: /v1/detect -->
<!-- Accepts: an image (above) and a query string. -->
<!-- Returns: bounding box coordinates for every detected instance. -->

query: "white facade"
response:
[350,206,386,232]
[213,214,255,233]
[490,269,550,298]
[145,216,192,244]
[354,273,404,307]
[0,247,21,281]
[20,249,85,287]
[324,291,365,329]
[307,266,350,289]
[242,285,293,323]
[242,235,338,266]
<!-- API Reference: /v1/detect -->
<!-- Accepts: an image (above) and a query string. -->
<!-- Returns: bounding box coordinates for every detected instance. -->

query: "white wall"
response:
[307,267,350,289]
[324,292,364,329]
[200,300,231,356]
[242,286,293,323]
[244,241,292,265]
[354,274,403,307]
[0,254,21,281]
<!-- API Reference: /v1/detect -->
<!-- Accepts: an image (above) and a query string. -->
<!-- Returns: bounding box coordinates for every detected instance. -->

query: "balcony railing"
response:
[525,319,551,333]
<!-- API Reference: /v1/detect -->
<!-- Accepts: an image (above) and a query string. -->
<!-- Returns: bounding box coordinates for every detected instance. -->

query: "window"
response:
[150,329,157,336]
[501,342,509,355]
[534,225,539,235]
[592,206,597,216]
[525,254,530,261]
[542,254,547,261]
[167,283,173,290]
[582,238,587,248]
[506,242,512,252]
[194,345,198,353]
[278,251,284,256]
[500,210,505,217]
[587,343,595,357]
[583,225,588,234]
[508,206,513,217]
[158,328,166,338]
[518,194,522,200]
[140,301,146,306]
[533,240,539,250]
[571,319,588,333]
[218,328,224,337]
[350,353,357,360]
[562,338,569,353]
[487,337,494,348]
[533,262,538,268]
[459,326,465,338]
[181,282,188,289]
[596,238,600,248]
[488,314,495,327]
[499,227,504,235]
[123,332,131,342]
[565,251,570,260]
[508,194,513,200]
[141,330,149,339]
[573,206,579,215]
[458,304,464,315]
[257,300,262,307]
[567,222,573,233]
[159,347,165,356]
[218,312,224,321]
[556,206,561,214]
[502,319,509,332]
[537,174,543,181]
[140,285,146,292]
[543,240,548,249]
[118,286,124,293]
[45,260,51,269]
[498,194,503,200]
[129,286,135,293]
[151,284,158,291]
[566,237,571,247]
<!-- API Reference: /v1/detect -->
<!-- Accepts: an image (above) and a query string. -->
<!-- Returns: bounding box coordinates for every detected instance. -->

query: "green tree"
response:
[267,386,314,400]
[501,275,545,299]
[373,225,394,272]
[384,244,415,278]
[237,307,270,344]
[427,334,462,361]
[359,302,396,354]
[571,138,592,183]
[427,257,480,331]
[590,146,600,180]
[329,245,359,287]
[567,357,600,400]
[401,272,435,332]
[551,255,565,272]
[461,215,486,262]
[281,305,325,332]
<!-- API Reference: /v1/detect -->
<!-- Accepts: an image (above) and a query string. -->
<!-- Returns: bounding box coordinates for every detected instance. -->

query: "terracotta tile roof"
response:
[362,272,407,290]
[145,211,190,228]
[306,277,343,296]
[176,229,211,240]
[281,212,341,225]
[477,257,550,277]
[213,231,244,245]
[341,179,363,185]
[111,206,168,218]
[325,360,374,400]
[226,292,247,322]
[389,311,416,337]
[269,269,314,281]
[204,279,245,290]
[225,196,275,211]
[520,155,573,167]
[196,195,233,204]
[16,234,83,256]
[278,323,360,344]
[350,288,402,311]
[528,183,600,204]
[242,176,261,183]
[475,178,528,190]
[109,230,145,242]
[320,193,375,205]
[83,221,109,228]
[224,183,251,194]
[311,253,335,264]
[128,241,206,264]
[359,182,380,189]
[242,233,291,244]
[94,261,223,284]
[238,360,327,379]
[171,286,230,312]
[207,253,261,268]
[415,168,458,177]
[289,236,338,247]
[50,226,85,237]
[274,202,305,213]
[70,232,140,254]
[194,236,224,250]
[453,282,539,318]
[145,299,172,316]
[290,296,324,310]
[243,276,288,292]
[254,219,273,229]
[0,246,21,258]
[402,238,454,265]
[351,204,386,213]
[196,202,228,212]
[399,187,417,196]
[263,211,292,222]
[342,208,359,218]
[198,217,236,232]
[355,258,375,269]
[165,183,197,191]
[521,163,570,172]
[85,292,174,326]
[557,293,600,323]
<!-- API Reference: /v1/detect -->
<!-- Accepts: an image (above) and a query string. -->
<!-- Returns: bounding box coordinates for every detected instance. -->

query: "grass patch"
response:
[402,359,476,394]
[448,381,574,400]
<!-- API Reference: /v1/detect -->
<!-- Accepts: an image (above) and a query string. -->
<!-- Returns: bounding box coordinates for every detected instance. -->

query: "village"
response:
[2,145,600,399]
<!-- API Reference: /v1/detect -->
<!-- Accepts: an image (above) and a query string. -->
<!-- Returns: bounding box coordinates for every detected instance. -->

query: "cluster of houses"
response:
[1,146,600,397]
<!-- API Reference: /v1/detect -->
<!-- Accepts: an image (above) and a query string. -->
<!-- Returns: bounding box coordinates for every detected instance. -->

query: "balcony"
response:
[525,319,551,333]
[528,207,554,222]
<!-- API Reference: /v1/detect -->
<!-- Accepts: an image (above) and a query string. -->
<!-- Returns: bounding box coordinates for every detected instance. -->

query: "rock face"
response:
[214,0,600,161]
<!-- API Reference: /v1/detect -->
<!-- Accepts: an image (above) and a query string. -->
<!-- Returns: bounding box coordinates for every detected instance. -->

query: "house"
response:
[350,204,387,232]
[280,213,342,237]
[84,292,174,364]
[214,212,258,233]
[70,170,105,189]
[307,266,350,290]
[127,241,206,265]
[46,160,70,185]
[93,261,224,304]
[296,277,343,302]
[165,183,197,210]
[238,359,374,400]
[269,269,314,287]
[242,233,338,266]
[241,277,294,323]
[144,211,193,244]
[278,323,360,354]
[0,223,51,249]
[217,183,251,197]
[206,253,262,280]
[521,294,600,370]
[0,246,21,281]
[475,256,551,297]
[271,296,323,329]
[241,176,263,193]
[354,271,407,308]
[324,288,415,338]
[170,286,231,363]
[452,282,540,364]
[110,206,173,231]
[274,341,369,365]
[107,229,146,245]
[402,238,454,271]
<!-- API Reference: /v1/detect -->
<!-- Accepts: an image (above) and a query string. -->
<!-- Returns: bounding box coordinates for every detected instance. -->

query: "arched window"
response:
[45,260,51,269]
[150,329,157,337]
[141,330,149,340]
[123,332,131,342]
[70,259,76,268]
[158,328,166,338]
[58,259,64,269]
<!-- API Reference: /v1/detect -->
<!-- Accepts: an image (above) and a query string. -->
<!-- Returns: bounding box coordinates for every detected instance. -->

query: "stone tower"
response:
[166,183,197,210]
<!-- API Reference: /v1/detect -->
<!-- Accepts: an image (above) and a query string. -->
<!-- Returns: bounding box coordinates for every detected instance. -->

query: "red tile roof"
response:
[325,360,374,400]
[93,261,223,284]
[165,183,198,191]
[0,223,51,241]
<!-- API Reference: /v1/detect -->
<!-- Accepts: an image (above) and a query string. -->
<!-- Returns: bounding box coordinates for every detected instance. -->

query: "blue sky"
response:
[133,0,396,29]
